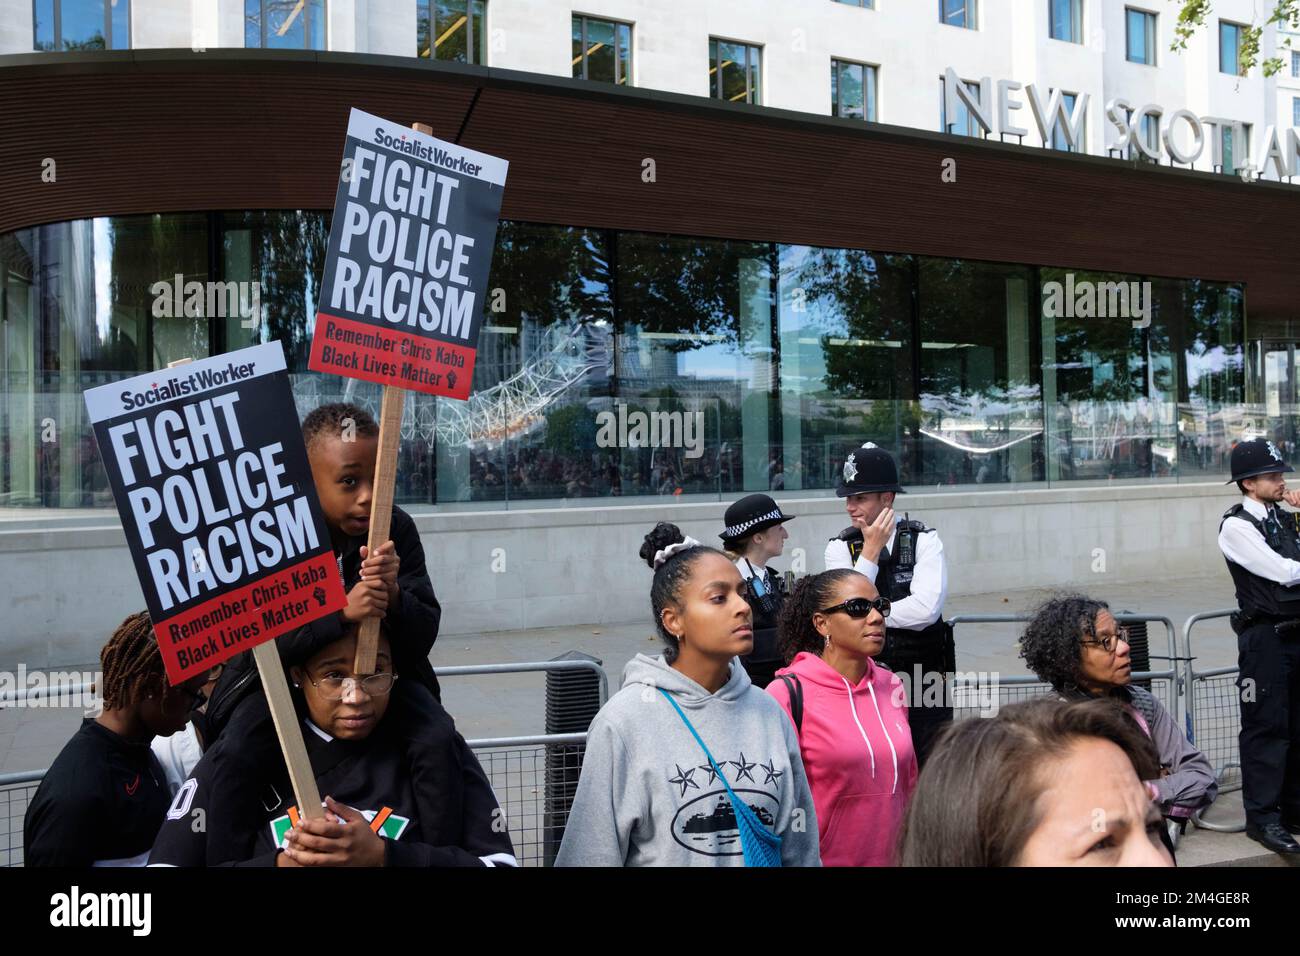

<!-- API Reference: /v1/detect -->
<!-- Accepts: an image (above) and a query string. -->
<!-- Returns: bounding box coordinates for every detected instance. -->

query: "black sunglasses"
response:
[820,597,891,619]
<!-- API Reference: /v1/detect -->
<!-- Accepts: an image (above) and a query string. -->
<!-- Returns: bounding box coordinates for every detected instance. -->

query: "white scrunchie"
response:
[653,536,702,569]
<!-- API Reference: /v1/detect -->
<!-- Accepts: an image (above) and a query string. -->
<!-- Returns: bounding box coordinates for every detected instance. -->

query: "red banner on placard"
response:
[309,312,476,400]
[153,551,346,683]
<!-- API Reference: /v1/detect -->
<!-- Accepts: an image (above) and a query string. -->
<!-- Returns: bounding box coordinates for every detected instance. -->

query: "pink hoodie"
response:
[766,652,918,866]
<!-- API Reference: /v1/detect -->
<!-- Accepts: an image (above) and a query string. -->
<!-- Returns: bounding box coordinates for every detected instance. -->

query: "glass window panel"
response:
[1220,22,1241,75]
[719,42,748,103]
[60,0,107,50]
[919,258,1042,485]
[1171,280,1244,479]
[570,15,582,77]
[617,233,773,494]
[1293,51,1300,77]
[583,19,617,84]
[263,0,307,49]
[1293,97,1300,127]
[110,0,129,49]
[1051,0,1081,42]
[748,47,761,104]
[432,0,470,62]
[616,23,631,84]
[1126,8,1155,64]
[471,0,485,63]
[834,60,865,119]
[941,0,973,29]
[34,0,56,50]
[777,246,915,491]
[309,0,324,50]
[246,0,261,47]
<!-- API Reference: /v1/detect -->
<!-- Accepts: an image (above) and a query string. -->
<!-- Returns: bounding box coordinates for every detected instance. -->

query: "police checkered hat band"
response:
[719,494,795,543]
[723,509,784,540]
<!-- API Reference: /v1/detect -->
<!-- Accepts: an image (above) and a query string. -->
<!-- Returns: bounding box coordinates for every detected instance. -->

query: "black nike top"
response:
[24,718,170,867]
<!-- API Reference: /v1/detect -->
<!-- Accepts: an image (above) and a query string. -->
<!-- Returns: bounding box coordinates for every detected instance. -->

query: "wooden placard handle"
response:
[355,382,403,672]
[353,120,432,674]
[254,641,324,821]
[166,356,322,820]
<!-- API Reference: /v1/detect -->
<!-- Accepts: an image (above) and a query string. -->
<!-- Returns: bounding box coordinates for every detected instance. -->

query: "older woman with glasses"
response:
[148,623,516,868]
[1018,592,1217,832]
[766,569,918,866]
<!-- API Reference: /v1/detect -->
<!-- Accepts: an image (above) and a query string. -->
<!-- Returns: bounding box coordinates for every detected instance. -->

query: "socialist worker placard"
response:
[308,108,509,400]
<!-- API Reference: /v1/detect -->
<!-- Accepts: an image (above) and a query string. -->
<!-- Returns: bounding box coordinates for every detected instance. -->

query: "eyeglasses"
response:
[305,673,398,701]
[819,597,891,619]
[1081,627,1130,654]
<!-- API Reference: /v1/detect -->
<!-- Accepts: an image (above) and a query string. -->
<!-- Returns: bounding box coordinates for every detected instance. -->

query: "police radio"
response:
[896,513,915,567]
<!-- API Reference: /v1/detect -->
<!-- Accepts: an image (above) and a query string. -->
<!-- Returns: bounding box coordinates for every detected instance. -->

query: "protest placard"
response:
[309,107,508,400]
[85,342,348,685]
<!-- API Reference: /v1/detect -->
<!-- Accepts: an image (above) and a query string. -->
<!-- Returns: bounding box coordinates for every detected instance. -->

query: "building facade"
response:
[1,3,1299,646]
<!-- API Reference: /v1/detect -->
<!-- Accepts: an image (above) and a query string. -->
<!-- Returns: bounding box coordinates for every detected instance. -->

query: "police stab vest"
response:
[836,519,955,675]
[1220,503,1300,620]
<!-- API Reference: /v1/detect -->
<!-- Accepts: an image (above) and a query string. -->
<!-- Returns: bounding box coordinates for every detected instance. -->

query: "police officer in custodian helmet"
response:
[1217,437,1300,854]
[824,442,953,765]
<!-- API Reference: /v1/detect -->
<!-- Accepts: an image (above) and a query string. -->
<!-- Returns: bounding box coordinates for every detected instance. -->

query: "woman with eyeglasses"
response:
[766,569,918,866]
[1018,593,1217,833]
[24,611,209,867]
[148,622,516,867]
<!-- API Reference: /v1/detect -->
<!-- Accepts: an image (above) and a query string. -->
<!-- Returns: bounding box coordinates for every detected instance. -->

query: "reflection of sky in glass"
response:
[1186,344,1242,387]
[94,218,112,341]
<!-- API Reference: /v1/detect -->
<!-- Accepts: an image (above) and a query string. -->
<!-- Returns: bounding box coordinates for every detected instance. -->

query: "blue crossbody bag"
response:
[658,688,782,867]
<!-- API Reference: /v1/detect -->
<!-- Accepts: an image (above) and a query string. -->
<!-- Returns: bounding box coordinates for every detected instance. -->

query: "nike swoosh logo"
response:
[125,774,140,796]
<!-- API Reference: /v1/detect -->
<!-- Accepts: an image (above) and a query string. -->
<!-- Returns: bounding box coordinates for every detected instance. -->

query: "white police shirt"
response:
[1217,496,1300,586]
[824,517,948,631]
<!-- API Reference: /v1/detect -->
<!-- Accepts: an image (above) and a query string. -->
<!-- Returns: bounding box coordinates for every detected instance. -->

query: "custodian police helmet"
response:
[836,442,906,497]
[1228,438,1294,483]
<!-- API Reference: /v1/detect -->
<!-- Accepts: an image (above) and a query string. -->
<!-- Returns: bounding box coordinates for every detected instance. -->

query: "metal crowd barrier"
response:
[1181,609,1244,833]
[0,657,610,868]
[947,613,1183,728]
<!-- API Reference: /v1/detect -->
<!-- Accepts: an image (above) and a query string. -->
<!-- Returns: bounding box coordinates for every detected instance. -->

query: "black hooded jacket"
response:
[146,621,514,868]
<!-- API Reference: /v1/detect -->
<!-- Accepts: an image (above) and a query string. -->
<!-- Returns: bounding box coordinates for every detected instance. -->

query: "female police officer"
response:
[721,494,796,689]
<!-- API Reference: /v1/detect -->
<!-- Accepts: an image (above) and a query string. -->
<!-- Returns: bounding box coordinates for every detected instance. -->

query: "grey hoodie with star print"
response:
[555,653,821,867]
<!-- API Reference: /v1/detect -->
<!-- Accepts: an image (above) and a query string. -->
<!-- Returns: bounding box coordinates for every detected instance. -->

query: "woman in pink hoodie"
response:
[766,569,918,866]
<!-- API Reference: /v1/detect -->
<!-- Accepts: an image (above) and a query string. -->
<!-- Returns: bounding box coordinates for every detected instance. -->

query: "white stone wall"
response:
[0,482,1243,669]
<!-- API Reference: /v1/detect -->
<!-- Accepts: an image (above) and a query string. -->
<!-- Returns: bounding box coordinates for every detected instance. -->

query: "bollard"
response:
[1119,612,1152,691]
[543,650,603,865]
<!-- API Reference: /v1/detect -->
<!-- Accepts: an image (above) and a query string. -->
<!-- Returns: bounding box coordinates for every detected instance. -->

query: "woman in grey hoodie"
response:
[555,523,821,866]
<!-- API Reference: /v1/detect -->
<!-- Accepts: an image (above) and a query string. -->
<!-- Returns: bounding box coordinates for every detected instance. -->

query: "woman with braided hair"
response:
[766,569,917,866]
[24,611,208,866]
[555,522,820,866]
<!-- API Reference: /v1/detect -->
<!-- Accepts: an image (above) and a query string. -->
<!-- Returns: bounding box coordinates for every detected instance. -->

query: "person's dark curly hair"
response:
[637,522,728,663]
[776,569,862,665]
[1018,592,1110,693]
[301,402,379,451]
